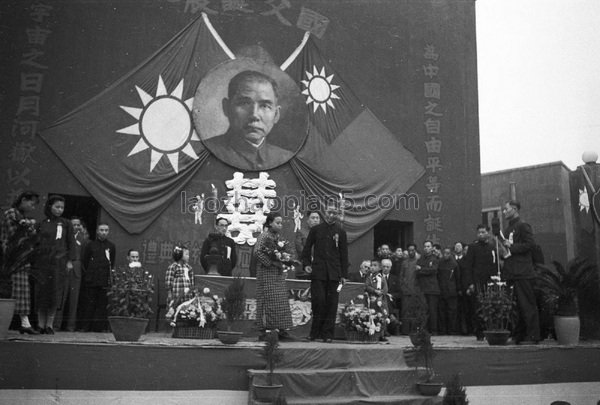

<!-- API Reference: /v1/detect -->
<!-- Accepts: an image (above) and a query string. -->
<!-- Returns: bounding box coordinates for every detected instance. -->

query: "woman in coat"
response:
[31,195,75,334]
[254,212,295,340]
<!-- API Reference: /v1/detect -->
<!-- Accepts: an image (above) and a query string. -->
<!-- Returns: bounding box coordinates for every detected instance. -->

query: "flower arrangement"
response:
[476,276,514,331]
[1,212,38,298]
[170,287,224,328]
[106,262,154,318]
[339,294,390,336]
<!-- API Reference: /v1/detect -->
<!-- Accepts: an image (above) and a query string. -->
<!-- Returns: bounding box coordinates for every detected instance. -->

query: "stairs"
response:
[247,343,442,404]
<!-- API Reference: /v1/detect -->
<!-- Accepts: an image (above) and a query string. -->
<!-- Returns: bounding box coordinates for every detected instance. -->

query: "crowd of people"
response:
[0,191,119,334]
[2,189,541,345]
[345,200,543,344]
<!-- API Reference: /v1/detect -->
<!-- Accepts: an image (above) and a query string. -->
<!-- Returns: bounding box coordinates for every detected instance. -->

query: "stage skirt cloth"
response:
[255,262,293,331]
[11,268,31,315]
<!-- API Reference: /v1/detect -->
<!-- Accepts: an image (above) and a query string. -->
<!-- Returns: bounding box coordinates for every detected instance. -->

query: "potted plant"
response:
[253,330,284,402]
[170,287,224,339]
[0,216,37,338]
[443,373,469,405]
[106,262,154,341]
[405,294,428,345]
[476,276,514,345]
[339,294,389,342]
[411,327,443,396]
[535,258,597,345]
[217,275,246,344]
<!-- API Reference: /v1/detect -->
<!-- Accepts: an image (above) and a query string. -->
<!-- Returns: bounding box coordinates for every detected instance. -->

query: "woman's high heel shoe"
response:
[19,327,39,335]
[45,327,55,335]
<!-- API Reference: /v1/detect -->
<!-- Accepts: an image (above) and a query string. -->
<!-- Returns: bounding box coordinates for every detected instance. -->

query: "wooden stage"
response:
[2,331,600,398]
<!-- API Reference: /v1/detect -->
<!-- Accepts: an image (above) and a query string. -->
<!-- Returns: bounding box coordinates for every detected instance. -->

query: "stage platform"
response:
[2,331,600,404]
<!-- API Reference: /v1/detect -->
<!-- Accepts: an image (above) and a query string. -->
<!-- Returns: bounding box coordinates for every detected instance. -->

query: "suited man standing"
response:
[501,200,540,344]
[80,223,116,332]
[382,258,402,335]
[302,204,348,342]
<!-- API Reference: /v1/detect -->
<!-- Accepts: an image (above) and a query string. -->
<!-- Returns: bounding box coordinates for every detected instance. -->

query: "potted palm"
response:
[106,263,154,341]
[476,276,514,345]
[217,275,246,344]
[253,330,284,402]
[411,327,443,396]
[535,258,597,345]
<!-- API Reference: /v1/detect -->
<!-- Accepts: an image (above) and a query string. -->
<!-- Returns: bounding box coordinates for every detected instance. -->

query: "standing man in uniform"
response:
[302,203,348,343]
[501,200,540,344]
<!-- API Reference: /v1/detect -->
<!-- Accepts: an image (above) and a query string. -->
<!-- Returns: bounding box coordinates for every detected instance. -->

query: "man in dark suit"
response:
[203,70,293,171]
[80,223,116,332]
[382,258,402,335]
[463,225,498,339]
[501,200,540,344]
[200,216,237,276]
[302,204,348,342]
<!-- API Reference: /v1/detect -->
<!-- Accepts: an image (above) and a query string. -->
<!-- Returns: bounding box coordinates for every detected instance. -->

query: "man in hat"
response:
[302,203,348,342]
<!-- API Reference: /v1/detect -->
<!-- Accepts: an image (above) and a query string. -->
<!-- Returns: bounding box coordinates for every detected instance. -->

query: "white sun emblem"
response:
[117,75,200,173]
[579,188,590,213]
[301,66,340,113]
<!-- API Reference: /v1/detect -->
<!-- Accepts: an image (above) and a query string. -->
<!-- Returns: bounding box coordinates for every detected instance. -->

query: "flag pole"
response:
[280,31,311,71]
[202,12,235,60]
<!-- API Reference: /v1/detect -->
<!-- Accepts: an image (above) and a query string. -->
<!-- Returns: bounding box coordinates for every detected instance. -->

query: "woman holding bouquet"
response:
[254,212,295,340]
[1,190,40,334]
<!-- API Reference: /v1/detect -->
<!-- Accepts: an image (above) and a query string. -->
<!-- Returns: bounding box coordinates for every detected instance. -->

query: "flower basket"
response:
[168,287,224,340]
[339,294,390,341]
[172,326,216,339]
[344,329,381,343]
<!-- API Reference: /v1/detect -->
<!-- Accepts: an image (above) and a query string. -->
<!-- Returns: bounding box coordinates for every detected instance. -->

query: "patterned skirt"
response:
[11,268,31,315]
[255,263,293,331]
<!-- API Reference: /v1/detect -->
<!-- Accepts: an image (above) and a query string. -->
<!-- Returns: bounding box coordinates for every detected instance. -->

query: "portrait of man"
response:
[193,57,308,172]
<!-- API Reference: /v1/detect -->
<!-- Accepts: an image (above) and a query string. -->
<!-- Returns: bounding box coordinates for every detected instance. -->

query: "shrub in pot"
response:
[253,330,284,402]
[411,327,443,396]
[106,262,154,341]
[476,276,514,345]
[218,275,246,344]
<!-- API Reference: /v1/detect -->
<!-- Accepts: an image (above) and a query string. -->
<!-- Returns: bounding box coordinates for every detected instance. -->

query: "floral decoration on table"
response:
[340,294,390,336]
[169,287,224,328]
[476,275,515,331]
[107,263,154,318]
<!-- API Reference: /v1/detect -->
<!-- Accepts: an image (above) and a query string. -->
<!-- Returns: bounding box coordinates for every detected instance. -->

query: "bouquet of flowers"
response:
[170,287,224,328]
[339,294,390,336]
[260,236,298,273]
[1,211,38,298]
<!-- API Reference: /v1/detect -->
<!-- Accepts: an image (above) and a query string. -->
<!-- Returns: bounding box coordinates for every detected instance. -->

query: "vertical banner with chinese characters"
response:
[4,3,53,207]
[423,44,444,245]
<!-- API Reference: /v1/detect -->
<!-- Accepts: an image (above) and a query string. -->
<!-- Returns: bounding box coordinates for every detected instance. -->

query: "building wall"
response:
[481,162,574,265]
[1,0,480,320]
